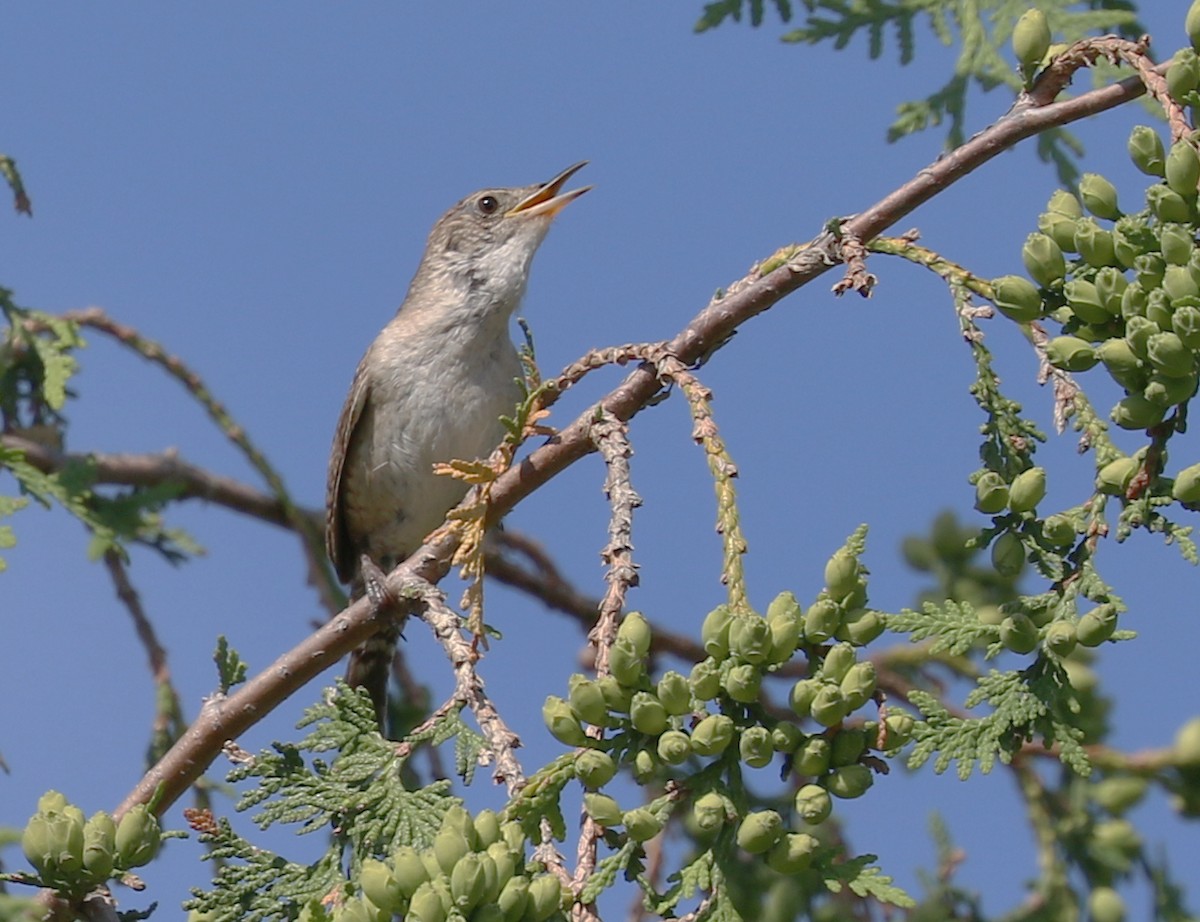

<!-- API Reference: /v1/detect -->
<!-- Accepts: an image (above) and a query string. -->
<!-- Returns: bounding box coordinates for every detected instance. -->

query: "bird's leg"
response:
[360,553,400,612]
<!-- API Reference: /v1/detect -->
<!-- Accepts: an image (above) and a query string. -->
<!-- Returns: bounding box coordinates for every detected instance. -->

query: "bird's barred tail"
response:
[346,626,400,731]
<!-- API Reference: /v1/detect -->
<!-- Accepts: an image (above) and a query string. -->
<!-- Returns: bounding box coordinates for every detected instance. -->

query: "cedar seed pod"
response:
[1093,818,1141,855]
[766,833,820,875]
[1145,372,1198,407]
[449,853,487,913]
[739,726,774,768]
[839,662,877,711]
[1043,621,1077,658]
[1120,282,1148,321]
[1146,289,1174,330]
[1167,50,1200,98]
[883,712,917,749]
[1173,305,1200,348]
[1128,125,1166,176]
[835,607,885,646]
[441,801,477,845]
[542,696,588,747]
[567,676,610,727]
[689,658,721,701]
[788,678,819,718]
[820,643,857,683]
[21,813,55,881]
[1088,887,1126,922]
[1022,232,1066,287]
[597,676,632,713]
[1041,513,1076,548]
[794,784,833,825]
[114,804,160,870]
[1090,776,1147,815]
[1164,264,1200,303]
[583,793,623,827]
[608,637,646,688]
[766,590,801,623]
[1093,267,1128,314]
[1045,336,1098,372]
[82,811,116,882]
[723,663,762,704]
[632,749,657,782]
[1038,210,1080,252]
[526,875,565,922]
[803,598,842,643]
[574,750,617,788]
[991,275,1044,321]
[474,810,501,849]
[728,614,773,664]
[408,882,447,922]
[766,598,803,664]
[824,764,874,799]
[823,549,860,601]
[37,792,69,814]
[497,876,529,922]
[1146,184,1194,224]
[1012,9,1051,74]
[1007,466,1047,513]
[432,828,472,878]
[1111,221,1143,269]
[1172,462,1200,503]
[1173,717,1200,767]
[1079,173,1121,220]
[1165,140,1200,198]
[701,605,733,660]
[501,821,525,855]
[623,807,664,843]
[1097,337,1143,383]
[336,897,377,922]
[484,842,515,891]
[990,531,1025,578]
[656,671,692,716]
[1000,613,1039,654]
[1047,188,1082,217]
[656,729,692,765]
[1076,604,1119,647]
[810,684,851,728]
[974,471,1010,514]
[1124,315,1160,360]
[794,736,832,776]
[691,791,730,832]
[735,810,783,854]
[1063,279,1110,325]
[361,858,405,915]
[616,611,652,655]
[1074,219,1117,268]
[630,691,669,736]
[1111,394,1165,430]
[690,714,735,756]
[1159,223,1195,266]
[771,722,803,753]
[829,728,867,767]
[1096,456,1140,494]
[391,846,430,898]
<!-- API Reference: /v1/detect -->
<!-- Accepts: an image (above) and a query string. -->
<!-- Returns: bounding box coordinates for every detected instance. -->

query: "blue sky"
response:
[2,3,1195,917]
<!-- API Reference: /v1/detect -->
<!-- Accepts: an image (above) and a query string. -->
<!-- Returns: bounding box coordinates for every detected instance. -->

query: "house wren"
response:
[325,162,589,723]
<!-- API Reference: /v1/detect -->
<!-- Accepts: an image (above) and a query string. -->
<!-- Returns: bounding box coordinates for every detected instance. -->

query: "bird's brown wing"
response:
[326,358,372,584]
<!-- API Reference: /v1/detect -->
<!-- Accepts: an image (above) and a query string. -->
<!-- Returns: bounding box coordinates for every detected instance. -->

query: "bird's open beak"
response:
[507,161,591,218]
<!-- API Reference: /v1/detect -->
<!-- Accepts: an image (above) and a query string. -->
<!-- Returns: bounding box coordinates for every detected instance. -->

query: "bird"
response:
[325,162,590,727]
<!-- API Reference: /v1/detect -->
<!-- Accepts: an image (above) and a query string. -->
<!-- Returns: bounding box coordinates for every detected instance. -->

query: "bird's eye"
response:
[477,195,500,215]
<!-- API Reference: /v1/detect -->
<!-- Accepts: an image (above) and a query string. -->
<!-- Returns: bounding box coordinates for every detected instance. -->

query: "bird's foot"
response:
[360,555,399,612]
